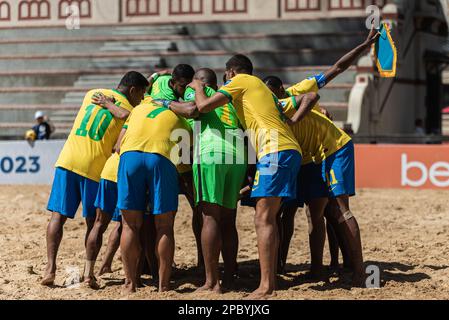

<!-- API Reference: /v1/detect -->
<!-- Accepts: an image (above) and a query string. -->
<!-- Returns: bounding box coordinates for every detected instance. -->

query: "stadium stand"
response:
[0,19,366,139]
[0,0,447,142]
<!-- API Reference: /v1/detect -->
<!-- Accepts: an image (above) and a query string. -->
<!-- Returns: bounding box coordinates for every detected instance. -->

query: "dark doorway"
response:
[424,51,449,135]
[425,61,443,135]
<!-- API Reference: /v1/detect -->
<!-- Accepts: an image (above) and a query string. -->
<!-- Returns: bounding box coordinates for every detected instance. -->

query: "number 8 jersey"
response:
[55,89,133,182]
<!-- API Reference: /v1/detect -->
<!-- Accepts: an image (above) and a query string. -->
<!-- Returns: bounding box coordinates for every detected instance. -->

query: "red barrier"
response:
[355,144,449,189]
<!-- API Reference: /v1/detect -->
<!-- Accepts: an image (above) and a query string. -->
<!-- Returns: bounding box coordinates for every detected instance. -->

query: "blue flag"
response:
[375,23,397,78]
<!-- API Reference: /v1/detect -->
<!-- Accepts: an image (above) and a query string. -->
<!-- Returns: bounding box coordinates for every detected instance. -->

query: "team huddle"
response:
[41,28,380,299]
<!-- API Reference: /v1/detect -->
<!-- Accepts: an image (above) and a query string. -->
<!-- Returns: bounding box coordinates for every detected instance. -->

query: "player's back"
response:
[56,89,133,182]
[120,101,191,165]
[184,86,242,159]
[290,109,352,164]
[150,75,177,101]
[218,74,300,159]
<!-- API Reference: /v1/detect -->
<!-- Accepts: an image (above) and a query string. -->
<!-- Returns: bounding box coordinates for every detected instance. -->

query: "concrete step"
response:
[90,56,165,69]
[320,103,348,122]
[0,55,164,71]
[318,87,351,103]
[0,24,188,40]
[74,81,118,89]
[0,33,364,55]
[100,41,177,52]
[113,26,188,36]
[0,92,66,105]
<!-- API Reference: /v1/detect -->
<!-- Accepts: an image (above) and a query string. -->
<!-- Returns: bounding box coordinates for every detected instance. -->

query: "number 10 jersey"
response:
[55,89,133,182]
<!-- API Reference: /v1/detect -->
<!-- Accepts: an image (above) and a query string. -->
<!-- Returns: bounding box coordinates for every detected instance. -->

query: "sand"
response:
[0,185,448,300]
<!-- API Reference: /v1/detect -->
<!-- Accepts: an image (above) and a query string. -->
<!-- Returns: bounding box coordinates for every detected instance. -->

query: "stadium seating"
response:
[0,18,367,139]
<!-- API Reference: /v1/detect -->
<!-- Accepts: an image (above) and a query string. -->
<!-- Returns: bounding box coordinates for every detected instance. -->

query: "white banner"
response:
[0,140,65,185]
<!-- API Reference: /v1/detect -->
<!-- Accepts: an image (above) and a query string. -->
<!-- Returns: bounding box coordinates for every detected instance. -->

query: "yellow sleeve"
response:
[217,77,244,103]
[279,97,298,119]
[286,77,319,96]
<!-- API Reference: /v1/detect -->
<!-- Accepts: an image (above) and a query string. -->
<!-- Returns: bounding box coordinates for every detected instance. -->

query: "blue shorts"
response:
[251,150,302,200]
[94,179,122,222]
[298,162,329,204]
[47,167,99,219]
[322,141,356,198]
[117,151,179,215]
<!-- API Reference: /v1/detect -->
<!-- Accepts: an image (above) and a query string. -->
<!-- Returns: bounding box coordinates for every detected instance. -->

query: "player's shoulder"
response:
[85,88,107,98]
[184,87,196,101]
[155,74,172,86]
[224,73,252,85]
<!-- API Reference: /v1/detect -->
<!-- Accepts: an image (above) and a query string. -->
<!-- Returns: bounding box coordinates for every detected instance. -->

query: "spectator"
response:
[32,111,52,140]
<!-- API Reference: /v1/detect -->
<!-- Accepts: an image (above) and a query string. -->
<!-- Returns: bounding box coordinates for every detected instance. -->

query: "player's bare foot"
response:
[195,283,222,294]
[245,288,275,300]
[352,273,366,288]
[306,267,330,283]
[41,273,55,286]
[83,276,100,290]
[98,266,113,276]
[122,283,137,295]
[222,274,238,291]
[159,285,171,293]
[327,265,341,276]
[136,277,145,288]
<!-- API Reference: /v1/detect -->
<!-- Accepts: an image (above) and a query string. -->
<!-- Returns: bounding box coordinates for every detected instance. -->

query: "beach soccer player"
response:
[42,72,148,286]
[191,54,318,299]
[185,68,247,293]
[116,96,192,294]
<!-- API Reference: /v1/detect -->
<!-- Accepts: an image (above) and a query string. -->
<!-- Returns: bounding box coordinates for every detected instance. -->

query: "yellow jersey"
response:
[55,89,133,182]
[139,94,192,174]
[286,76,324,112]
[217,74,301,160]
[279,97,352,165]
[120,101,192,166]
[101,153,120,183]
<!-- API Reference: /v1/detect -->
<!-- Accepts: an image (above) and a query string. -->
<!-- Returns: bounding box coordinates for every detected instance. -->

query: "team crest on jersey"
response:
[185,92,195,100]
[280,101,287,109]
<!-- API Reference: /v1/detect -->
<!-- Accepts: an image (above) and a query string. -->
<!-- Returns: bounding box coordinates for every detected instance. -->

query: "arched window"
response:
[0,1,11,21]
[59,0,91,19]
[18,0,51,20]
[126,0,160,16]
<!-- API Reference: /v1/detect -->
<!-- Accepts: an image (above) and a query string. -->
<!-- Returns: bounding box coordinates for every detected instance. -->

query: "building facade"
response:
[0,0,390,27]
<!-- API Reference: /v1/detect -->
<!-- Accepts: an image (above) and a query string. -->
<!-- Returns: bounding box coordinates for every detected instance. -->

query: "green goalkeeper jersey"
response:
[184,86,244,164]
[149,75,178,101]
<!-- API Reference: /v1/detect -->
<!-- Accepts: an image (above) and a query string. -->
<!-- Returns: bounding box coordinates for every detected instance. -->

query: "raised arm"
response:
[190,79,229,113]
[289,92,320,124]
[92,93,130,120]
[323,27,380,84]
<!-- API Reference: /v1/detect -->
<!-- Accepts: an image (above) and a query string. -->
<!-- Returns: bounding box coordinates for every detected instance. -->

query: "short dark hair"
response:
[263,76,283,88]
[172,64,195,81]
[119,71,149,89]
[226,54,253,75]
[195,68,218,87]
